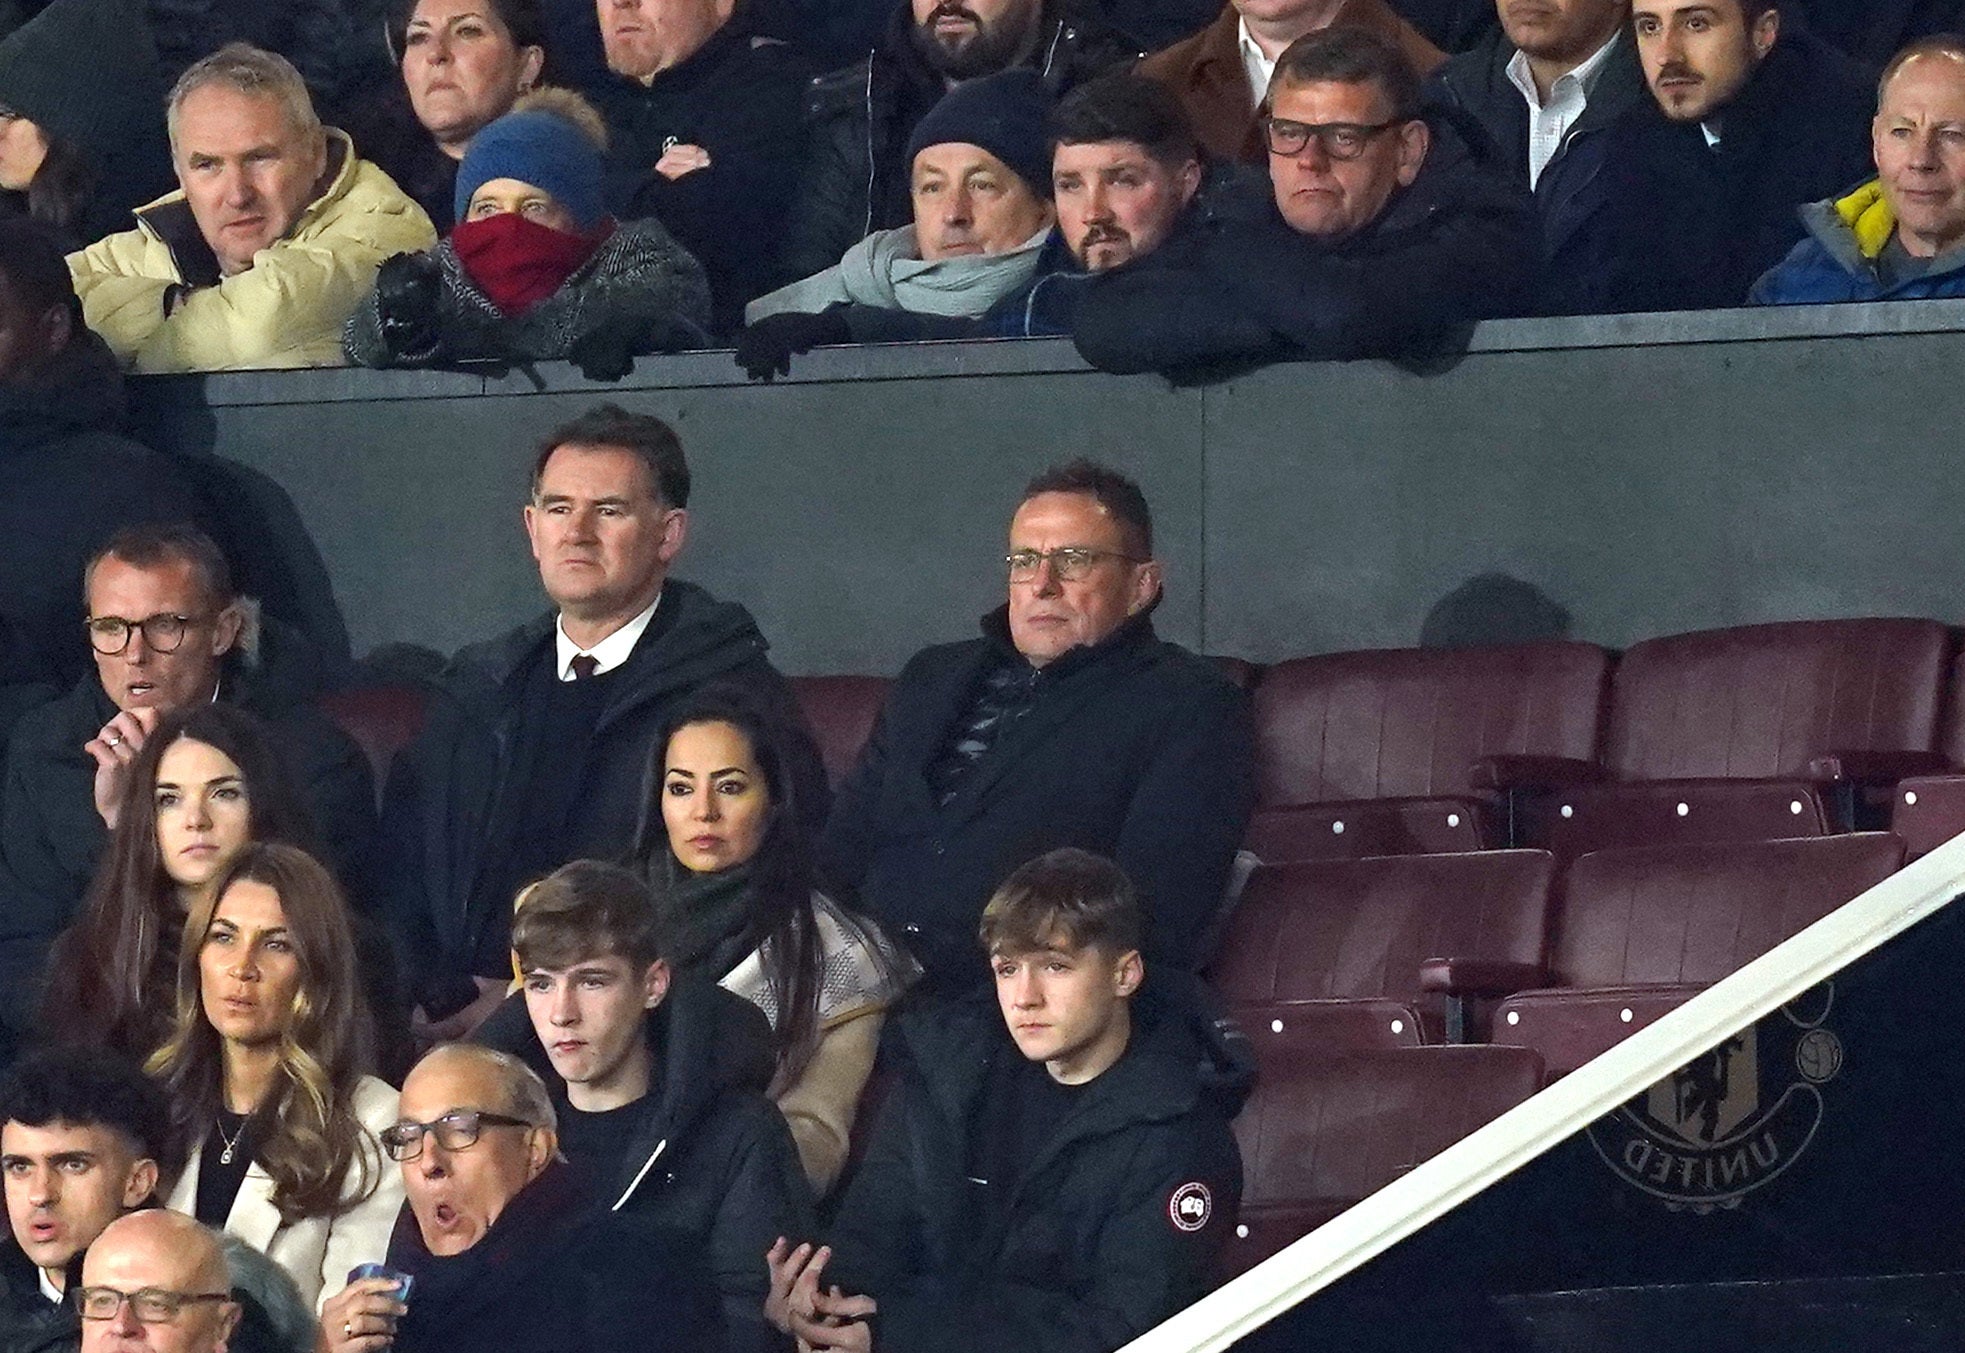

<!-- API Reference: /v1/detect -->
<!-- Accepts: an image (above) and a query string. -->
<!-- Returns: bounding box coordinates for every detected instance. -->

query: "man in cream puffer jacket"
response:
[68,42,434,373]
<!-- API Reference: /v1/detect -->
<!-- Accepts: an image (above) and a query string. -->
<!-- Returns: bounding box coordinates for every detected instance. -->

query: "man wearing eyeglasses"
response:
[1070,25,1537,374]
[0,523,376,1059]
[322,1044,714,1353]
[78,1212,239,1353]
[819,459,1254,999]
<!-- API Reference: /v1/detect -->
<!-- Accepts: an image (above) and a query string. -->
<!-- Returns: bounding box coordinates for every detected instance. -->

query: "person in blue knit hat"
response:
[735,68,1057,379]
[343,87,712,377]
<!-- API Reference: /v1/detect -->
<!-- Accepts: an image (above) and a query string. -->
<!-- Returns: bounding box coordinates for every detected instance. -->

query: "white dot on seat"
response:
[1560,804,1574,819]
[1676,802,1690,817]
[1331,821,1345,834]
[1446,813,1461,828]
[1390,1019,1405,1034]
[1789,800,1803,815]
[1237,1225,1250,1239]
[1270,1019,1284,1034]
[1906,791,1920,806]
[1506,1011,1520,1026]
[1620,1008,1634,1023]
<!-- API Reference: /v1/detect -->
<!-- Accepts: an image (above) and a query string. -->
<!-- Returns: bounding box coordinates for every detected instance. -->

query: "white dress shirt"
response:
[1238,17,1280,107]
[554,592,660,681]
[1505,31,1622,189]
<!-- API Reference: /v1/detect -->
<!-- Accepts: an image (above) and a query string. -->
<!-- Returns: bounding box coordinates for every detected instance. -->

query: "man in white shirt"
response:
[381,403,825,1042]
[1426,0,1649,313]
[1138,0,1443,163]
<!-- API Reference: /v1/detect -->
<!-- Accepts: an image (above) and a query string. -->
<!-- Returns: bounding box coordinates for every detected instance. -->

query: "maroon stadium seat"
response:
[1248,642,1609,862]
[318,684,428,798]
[1208,851,1556,1049]
[1891,650,1965,858]
[1211,655,1261,690]
[1491,833,1903,1076]
[1217,1045,1545,1282]
[1521,619,1949,860]
[790,675,890,788]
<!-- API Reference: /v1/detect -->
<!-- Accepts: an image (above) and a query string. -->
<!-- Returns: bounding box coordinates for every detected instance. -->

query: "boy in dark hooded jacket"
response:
[768,848,1248,1353]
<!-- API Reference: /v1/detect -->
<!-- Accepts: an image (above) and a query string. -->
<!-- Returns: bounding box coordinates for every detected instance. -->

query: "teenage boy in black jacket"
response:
[475,859,809,1353]
[766,848,1249,1353]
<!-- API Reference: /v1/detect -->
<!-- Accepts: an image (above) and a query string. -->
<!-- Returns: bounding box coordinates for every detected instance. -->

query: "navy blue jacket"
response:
[1425,26,1648,316]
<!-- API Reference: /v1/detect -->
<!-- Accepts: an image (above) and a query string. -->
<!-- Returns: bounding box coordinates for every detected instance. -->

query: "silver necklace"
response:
[215,1115,247,1166]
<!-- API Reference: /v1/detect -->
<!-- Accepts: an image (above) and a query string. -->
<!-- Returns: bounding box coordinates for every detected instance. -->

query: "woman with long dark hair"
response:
[625,687,916,1195]
[150,841,403,1311]
[42,703,411,1078]
[43,705,318,1061]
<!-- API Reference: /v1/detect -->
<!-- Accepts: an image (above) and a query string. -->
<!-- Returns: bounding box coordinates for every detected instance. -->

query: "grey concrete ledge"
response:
[126,297,1965,410]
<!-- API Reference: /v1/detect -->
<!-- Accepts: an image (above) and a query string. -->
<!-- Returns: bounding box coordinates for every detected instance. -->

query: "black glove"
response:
[567,314,645,382]
[734,307,853,381]
[373,251,444,359]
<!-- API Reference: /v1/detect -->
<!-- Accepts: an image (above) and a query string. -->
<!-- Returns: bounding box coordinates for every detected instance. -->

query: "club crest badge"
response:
[1587,983,1841,1214]
[1168,1181,1213,1233]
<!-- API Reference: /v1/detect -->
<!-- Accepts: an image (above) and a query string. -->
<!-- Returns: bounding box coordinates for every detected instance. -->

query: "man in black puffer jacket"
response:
[780,0,1145,283]
[768,849,1249,1353]
[1072,26,1536,377]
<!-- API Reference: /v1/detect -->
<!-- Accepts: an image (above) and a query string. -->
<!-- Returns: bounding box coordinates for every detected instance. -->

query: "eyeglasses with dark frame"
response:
[1005,548,1146,584]
[83,612,208,656]
[379,1109,536,1162]
[1260,116,1404,161]
[77,1286,232,1324]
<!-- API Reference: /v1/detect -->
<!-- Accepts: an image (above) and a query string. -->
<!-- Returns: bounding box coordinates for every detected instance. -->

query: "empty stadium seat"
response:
[1890,650,1965,858]
[1248,642,1609,862]
[1208,851,1557,1050]
[318,684,429,797]
[1219,1045,1546,1281]
[1513,620,1949,860]
[789,675,890,787]
[1491,833,1903,1077]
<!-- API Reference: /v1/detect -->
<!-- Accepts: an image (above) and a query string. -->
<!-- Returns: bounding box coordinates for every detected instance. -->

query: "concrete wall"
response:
[127,298,1965,675]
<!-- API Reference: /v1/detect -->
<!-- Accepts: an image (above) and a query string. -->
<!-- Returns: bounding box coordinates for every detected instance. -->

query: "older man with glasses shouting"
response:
[1070,24,1538,375]
[819,458,1255,1001]
[0,522,377,1061]
[318,1044,716,1353]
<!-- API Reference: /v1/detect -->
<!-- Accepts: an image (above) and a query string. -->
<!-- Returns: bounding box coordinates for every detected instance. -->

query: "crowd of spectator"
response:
[2,0,1962,384]
[0,327,1259,1347]
[0,0,1963,1345]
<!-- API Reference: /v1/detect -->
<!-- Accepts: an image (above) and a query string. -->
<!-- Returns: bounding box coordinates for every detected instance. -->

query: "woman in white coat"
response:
[149,842,404,1311]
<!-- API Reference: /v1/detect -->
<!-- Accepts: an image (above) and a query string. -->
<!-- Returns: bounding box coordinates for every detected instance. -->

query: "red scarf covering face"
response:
[450,212,615,315]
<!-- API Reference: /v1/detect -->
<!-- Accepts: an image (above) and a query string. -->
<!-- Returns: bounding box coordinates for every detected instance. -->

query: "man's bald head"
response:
[81,1212,238,1353]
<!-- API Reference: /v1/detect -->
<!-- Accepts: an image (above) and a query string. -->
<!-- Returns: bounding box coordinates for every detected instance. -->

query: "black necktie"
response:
[569,655,599,681]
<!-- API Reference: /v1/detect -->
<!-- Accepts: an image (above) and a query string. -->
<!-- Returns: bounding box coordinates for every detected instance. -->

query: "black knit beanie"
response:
[0,0,166,157]
[905,67,1056,200]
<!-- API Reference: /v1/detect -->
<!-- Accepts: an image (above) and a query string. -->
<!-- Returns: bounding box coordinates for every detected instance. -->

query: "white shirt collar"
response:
[1700,119,1723,149]
[1237,16,1279,106]
[554,591,661,681]
[36,1267,61,1305]
[1504,26,1622,110]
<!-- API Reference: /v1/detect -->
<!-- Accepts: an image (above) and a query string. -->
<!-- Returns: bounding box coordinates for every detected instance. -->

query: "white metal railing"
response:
[1124,831,1965,1353]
